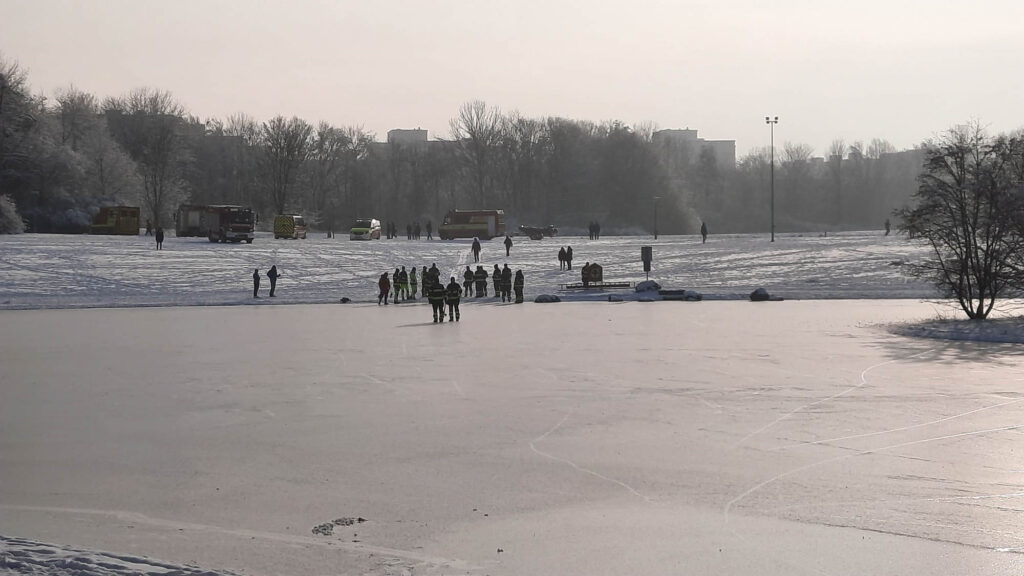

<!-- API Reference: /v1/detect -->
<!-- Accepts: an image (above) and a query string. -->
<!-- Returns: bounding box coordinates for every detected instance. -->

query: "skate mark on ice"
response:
[731,347,935,448]
[529,412,652,502]
[771,395,1024,451]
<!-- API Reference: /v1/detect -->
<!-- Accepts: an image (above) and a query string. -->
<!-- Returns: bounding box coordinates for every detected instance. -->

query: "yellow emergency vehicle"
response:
[274,214,307,239]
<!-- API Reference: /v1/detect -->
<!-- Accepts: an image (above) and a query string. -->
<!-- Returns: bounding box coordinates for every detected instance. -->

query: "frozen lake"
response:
[0,230,933,309]
[2,298,1024,575]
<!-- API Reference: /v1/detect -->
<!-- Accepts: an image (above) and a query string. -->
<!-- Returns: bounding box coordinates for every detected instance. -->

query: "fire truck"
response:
[90,206,140,235]
[174,204,207,237]
[202,205,256,243]
[438,209,506,240]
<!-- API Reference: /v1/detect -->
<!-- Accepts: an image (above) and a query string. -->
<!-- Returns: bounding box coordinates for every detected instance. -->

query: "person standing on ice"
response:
[398,266,409,300]
[884,218,891,236]
[445,276,462,322]
[428,274,447,322]
[700,221,708,244]
[558,247,566,270]
[155,227,164,250]
[378,272,391,305]
[565,246,574,270]
[513,270,525,303]
[504,235,513,257]
[474,265,488,297]
[492,264,501,297]
[409,267,418,299]
[463,266,474,297]
[266,265,280,297]
[425,220,433,240]
[252,268,261,298]
[392,268,402,302]
[471,237,481,263]
[421,266,429,297]
[500,263,512,302]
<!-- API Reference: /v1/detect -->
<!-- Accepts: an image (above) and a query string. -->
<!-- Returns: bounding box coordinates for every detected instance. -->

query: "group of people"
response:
[557,246,574,270]
[461,264,524,303]
[587,221,602,240]
[385,220,433,240]
[252,265,280,298]
[376,263,467,323]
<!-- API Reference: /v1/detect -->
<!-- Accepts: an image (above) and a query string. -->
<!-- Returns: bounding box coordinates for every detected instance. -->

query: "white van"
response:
[350,218,381,240]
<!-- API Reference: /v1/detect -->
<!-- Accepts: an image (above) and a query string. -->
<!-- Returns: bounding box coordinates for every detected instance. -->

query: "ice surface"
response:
[2,299,1024,575]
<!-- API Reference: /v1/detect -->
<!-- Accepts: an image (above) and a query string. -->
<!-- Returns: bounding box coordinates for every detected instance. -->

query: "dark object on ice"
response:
[750,287,771,301]
[535,294,561,303]
[519,224,558,240]
[339,297,351,303]
[700,221,708,243]
[312,523,333,536]
[155,227,164,249]
[608,294,623,302]
[635,280,661,292]
[253,268,260,298]
[659,289,702,301]
[581,262,602,287]
[267,265,280,297]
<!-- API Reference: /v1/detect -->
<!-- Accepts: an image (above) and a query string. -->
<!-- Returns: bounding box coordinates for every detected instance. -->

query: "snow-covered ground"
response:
[2,232,1024,575]
[0,230,933,309]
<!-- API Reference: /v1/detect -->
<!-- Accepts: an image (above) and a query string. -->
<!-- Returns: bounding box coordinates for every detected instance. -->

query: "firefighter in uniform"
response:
[445,276,462,322]
[429,274,447,322]
[393,268,402,302]
[500,263,513,302]
[463,265,474,297]
[474,265,488,297]
[409,267,418,299]
[492,264,501,297]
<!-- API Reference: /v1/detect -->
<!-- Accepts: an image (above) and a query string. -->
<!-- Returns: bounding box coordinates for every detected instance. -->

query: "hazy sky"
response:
[4,0,1022,156]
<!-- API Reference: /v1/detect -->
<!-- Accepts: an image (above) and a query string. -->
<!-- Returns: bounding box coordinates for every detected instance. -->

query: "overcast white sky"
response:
[3,0,1022,156]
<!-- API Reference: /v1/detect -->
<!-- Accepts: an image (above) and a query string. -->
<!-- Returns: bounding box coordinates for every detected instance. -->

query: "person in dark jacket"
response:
[253,268,261,298]
[558,247,566,270]
[267,265,280,297]
[492,264,501,297]
[426,220,433,240]
[378,272,391,305]
[504,235,513,257]
[514,270,525,303]
[398,266,409,300]
[445,276,462,322]
[421,266,428,297]
[428,275,447,322]
[500,264,513,302]
[393,268,402,302]
[474,265,488,297]
[700,221,708,243]
[463,265,474,297]
[409,267,418,299]
[565,246,573,270]
[471,237,481,263]
[155,227,164,250]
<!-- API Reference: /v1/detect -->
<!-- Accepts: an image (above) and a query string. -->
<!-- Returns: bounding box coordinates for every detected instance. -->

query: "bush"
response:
[0,195,26,234]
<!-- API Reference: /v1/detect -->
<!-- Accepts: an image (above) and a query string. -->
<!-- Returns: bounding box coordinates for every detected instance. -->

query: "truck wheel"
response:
[246,239,254,244]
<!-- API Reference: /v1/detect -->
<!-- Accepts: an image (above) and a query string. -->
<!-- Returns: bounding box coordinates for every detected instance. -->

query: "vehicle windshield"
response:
[354,219,374,228]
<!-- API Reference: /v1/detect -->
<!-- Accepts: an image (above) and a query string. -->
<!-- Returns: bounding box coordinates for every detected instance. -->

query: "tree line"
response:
[2,54,924,236]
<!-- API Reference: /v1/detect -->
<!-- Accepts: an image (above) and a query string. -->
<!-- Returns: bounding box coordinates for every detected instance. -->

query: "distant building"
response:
[387,129,429,147]
[652,128,736,170]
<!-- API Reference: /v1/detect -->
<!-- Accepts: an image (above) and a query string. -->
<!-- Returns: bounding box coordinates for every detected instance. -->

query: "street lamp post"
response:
[766,116,778,242]
[653,196,661,239]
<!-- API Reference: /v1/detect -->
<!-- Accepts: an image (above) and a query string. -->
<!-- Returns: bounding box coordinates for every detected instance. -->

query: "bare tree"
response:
[258,115,312,214]
[896,123,1024,319]
[103,88,190,226]
[827,138,847,225]
[449,100,503,205]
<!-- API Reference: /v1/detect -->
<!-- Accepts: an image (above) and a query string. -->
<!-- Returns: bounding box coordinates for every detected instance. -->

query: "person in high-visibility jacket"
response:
[428,275,447,322]
[445,276,462,322]
[409,267,418,299]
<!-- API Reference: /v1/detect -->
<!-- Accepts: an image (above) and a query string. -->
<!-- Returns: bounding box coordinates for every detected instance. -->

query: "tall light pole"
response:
[766,116,778,242]
[653,196,661,239]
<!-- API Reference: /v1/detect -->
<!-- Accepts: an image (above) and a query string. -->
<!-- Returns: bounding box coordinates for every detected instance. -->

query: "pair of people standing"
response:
[558,246,574,270]
[252,265,280,298]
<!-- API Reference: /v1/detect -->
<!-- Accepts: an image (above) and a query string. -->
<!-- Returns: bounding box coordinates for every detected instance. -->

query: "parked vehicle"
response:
[90,206,140,235]
[203,205,256,243]
[518,224,558,240]
[274,214,307,239]
[174,204,207,237]
[350,218,381,240]
[438,209,505,240]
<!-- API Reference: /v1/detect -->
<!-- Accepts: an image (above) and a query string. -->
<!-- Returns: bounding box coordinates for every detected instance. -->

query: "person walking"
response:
[565,246,574,270]
[463,265,474,297]
[884,218,891,236]
[428,273,447,322]
[378,272,391,305]
[409,267,418,299]
[155,227,164,250]
[145,219,153,236]
[426,220,433,240]
[267,265,280,297]
[471,237,481,263]
[558,247,566,270]
[492,264,501,297]
[252,268,261,298]
[500,263,512,302]
[700,221,708,244]
[514,270,525,303]
[504,235,513,257]
[445,276,462,322]
[474,265,488,297]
